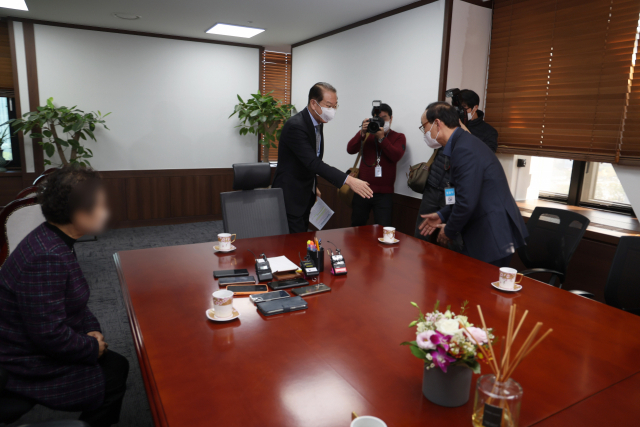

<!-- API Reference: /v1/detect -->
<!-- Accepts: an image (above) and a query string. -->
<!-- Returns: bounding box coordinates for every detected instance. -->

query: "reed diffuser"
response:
[461,304,552,427]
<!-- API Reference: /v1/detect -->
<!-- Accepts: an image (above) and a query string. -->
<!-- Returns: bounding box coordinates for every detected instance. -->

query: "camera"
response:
[367,100,385,133]
[445,88,466,124]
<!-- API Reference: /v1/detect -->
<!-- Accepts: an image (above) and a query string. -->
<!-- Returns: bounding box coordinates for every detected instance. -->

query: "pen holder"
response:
[307,249,324,272]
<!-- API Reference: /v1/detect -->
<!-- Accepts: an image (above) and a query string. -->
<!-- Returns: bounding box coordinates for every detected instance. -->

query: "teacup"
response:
[212,289,234,318]
[383,227,396,243]
[499,267,523,290]
[351,416,387,427]
[218,233,236,251]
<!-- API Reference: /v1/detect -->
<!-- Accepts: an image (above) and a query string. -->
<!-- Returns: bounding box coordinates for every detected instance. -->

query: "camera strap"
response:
[353,133,369,169]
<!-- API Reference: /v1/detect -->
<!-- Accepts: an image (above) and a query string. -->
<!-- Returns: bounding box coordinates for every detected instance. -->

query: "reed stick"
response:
[501,322,542,381]
[477,306,501,376]
[500,305,515,372]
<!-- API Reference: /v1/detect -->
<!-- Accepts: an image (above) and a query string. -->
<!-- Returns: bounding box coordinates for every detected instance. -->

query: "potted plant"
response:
[5,97,110,167]
[401,301,494,407]
[229,91,294,162]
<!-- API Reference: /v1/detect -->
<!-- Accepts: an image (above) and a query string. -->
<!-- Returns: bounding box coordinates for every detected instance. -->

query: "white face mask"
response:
[423,122,441,149]
[383,121,390,133]
[313,100,336,123]
[467,106,476,122]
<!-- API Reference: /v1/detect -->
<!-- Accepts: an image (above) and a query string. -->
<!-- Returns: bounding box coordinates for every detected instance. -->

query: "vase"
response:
[472,374,523,427]
[422,364,472,407]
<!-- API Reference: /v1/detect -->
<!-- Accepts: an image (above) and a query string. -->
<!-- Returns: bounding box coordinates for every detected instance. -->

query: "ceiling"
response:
[1,0,425,51]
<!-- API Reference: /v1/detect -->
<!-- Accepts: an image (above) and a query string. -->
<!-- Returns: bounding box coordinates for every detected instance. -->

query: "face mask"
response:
[313,100,336,123]
[423,123,441,149]
[383,121,390,133]
[467,107,476,122]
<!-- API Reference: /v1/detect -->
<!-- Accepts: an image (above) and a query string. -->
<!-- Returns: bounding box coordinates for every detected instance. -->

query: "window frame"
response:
[538,159,634,216]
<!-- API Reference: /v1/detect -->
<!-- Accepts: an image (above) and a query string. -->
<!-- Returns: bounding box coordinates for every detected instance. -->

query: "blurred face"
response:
[73,188,110,235]
[309,90,339,123]
[379,111,391,127]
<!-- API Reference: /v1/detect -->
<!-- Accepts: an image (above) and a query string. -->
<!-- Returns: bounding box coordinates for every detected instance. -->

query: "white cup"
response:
[499,267,523,290]
[351,416,387,427]
[218,233,236,251]
[212,289,234,318]
[383,227,396,243]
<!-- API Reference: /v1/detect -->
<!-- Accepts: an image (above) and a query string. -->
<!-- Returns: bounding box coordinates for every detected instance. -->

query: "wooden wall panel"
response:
[103,177,127,223]
[170,175,212,218]
[125,177,171,221]
[0,21,14,90]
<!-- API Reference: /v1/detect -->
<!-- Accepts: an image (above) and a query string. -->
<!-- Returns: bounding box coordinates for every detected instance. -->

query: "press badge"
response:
[445,187,455,205]
[375,165,382,177]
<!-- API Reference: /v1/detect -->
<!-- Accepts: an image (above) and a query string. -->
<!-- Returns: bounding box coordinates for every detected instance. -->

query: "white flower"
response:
[444,310,453,319]
[426,353,432,360]
[417,322,428,333]
[435,318,461,336]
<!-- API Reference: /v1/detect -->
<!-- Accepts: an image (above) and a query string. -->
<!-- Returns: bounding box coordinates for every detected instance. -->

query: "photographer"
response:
[347,103,406,227]
[413,89,497,246]
[459,89,498,152]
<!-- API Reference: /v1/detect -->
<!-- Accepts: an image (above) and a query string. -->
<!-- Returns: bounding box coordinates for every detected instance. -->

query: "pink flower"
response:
[417,331,437,350]
[465,327,488,345]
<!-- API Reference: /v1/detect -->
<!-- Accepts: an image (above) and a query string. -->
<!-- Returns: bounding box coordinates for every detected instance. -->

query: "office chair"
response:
[0,366,87,426]
[220,163,289,239]
[0,196,46,268]
[517,207,590,288]
[570,236,640,315]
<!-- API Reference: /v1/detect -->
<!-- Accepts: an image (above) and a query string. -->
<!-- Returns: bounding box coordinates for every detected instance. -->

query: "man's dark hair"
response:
[373,103,393,117]
[459,90,480,109]
[425,102,461,128]
[308,82,336,103]
[39,166,104,224]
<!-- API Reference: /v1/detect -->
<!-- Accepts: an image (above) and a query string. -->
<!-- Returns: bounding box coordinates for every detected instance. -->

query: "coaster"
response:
[206,307,240,322]
[378,237,400,244]
[491,281,522,293]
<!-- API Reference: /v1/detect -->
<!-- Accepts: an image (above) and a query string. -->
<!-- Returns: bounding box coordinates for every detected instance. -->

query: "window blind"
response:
[260,50,291,162]
[486,0,640,164]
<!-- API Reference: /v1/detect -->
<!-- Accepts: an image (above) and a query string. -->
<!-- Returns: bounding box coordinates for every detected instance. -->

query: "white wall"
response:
[292,1,445,199]
[33,25,259,171]
[446,0,492,109]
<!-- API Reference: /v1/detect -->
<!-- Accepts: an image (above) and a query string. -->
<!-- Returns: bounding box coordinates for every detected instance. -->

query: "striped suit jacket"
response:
[0,223,105,410]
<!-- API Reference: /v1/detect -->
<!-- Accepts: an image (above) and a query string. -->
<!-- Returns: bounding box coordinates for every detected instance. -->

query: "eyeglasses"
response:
[419,123,432,134]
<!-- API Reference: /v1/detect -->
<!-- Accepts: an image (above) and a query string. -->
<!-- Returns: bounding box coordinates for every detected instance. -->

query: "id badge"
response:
[375,165,382,177]
[445,187,455,205]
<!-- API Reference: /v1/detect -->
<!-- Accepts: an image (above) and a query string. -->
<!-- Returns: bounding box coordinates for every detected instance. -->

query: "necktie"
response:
[315,125,321,157]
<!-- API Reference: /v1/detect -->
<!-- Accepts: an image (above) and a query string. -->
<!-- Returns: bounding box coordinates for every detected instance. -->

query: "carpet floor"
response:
[11,221,225,427]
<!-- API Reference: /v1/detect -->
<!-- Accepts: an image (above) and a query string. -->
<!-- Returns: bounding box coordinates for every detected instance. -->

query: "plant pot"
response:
[422,364,472,407]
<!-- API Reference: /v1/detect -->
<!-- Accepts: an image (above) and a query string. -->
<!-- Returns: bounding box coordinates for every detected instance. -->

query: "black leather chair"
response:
[571,236,640,315]
[220,163,289,239]
[0,367,87,427]
[517,207,590,288]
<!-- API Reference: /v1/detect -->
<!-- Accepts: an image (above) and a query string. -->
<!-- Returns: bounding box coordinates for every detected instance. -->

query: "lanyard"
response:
[364,135,384,168]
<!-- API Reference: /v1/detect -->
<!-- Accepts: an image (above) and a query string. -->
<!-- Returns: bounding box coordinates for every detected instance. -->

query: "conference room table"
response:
[114,225,640,427]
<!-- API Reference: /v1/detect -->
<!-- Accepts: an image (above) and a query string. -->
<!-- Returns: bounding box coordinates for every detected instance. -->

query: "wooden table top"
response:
[114,225,640,427]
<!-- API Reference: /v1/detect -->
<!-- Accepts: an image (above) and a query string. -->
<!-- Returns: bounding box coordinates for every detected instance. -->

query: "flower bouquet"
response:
[401,301,495,407]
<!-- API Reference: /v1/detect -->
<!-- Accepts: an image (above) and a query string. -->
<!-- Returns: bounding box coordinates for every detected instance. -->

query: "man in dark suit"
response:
[418,102,528,267]
[273,82,373,233]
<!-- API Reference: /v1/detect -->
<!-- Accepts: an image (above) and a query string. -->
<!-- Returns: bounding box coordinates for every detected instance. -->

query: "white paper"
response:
[266,255,299,273]
[309,197,334,230]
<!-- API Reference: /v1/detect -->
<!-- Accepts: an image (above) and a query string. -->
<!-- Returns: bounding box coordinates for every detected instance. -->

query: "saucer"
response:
[378,237,400,244]
[491,281,522,293]
[206,307,240,322]
[213,241,237,253]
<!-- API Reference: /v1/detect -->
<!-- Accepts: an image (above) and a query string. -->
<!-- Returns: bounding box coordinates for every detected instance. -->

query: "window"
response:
[0,96,20,169]
[259,50,291,163]
[532,156,632,213]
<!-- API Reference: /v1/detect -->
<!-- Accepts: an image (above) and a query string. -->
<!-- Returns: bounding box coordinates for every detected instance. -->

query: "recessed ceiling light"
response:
[0,0,28,11]
[113,13,141,20]
[206,23,265,39]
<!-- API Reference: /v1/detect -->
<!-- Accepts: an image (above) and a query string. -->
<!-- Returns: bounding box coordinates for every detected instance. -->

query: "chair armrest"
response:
[520,269,565,287]
[569,290,595,299]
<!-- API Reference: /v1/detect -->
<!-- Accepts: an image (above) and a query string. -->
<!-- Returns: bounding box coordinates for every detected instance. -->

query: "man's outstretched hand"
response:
[346,175,373,199]
[418,213,443,236]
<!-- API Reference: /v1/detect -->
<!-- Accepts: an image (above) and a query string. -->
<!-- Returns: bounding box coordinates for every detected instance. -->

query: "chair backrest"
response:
[33,167,58,186]
[16,185,39,199]
[220,163,289,239]
[604,236,640,313]
[517,207,590,275]
[0,197,45,267]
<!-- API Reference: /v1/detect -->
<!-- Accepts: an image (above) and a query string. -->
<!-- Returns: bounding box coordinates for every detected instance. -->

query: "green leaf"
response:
[43,129,53,138]
[44,159,52,166]
[55,138,69,147]
[46,97,54,108]
[249,109,260,117]
[410,302,419,308]
[409,345,427,360]
[44,143,55,157]
[29,133,44,139]
[237,94,244,103]
[408,320,418,327]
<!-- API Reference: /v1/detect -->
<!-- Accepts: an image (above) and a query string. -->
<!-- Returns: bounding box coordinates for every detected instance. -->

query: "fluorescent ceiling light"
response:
[0,0,28,11]
[206,23,265,38]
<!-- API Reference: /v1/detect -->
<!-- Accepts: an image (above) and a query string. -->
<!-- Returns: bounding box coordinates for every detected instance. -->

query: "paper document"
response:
[266,256,299,273]
[309,197,334,230]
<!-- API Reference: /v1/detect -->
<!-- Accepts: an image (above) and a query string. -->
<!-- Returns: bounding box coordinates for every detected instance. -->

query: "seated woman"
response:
[0,167,129,427]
